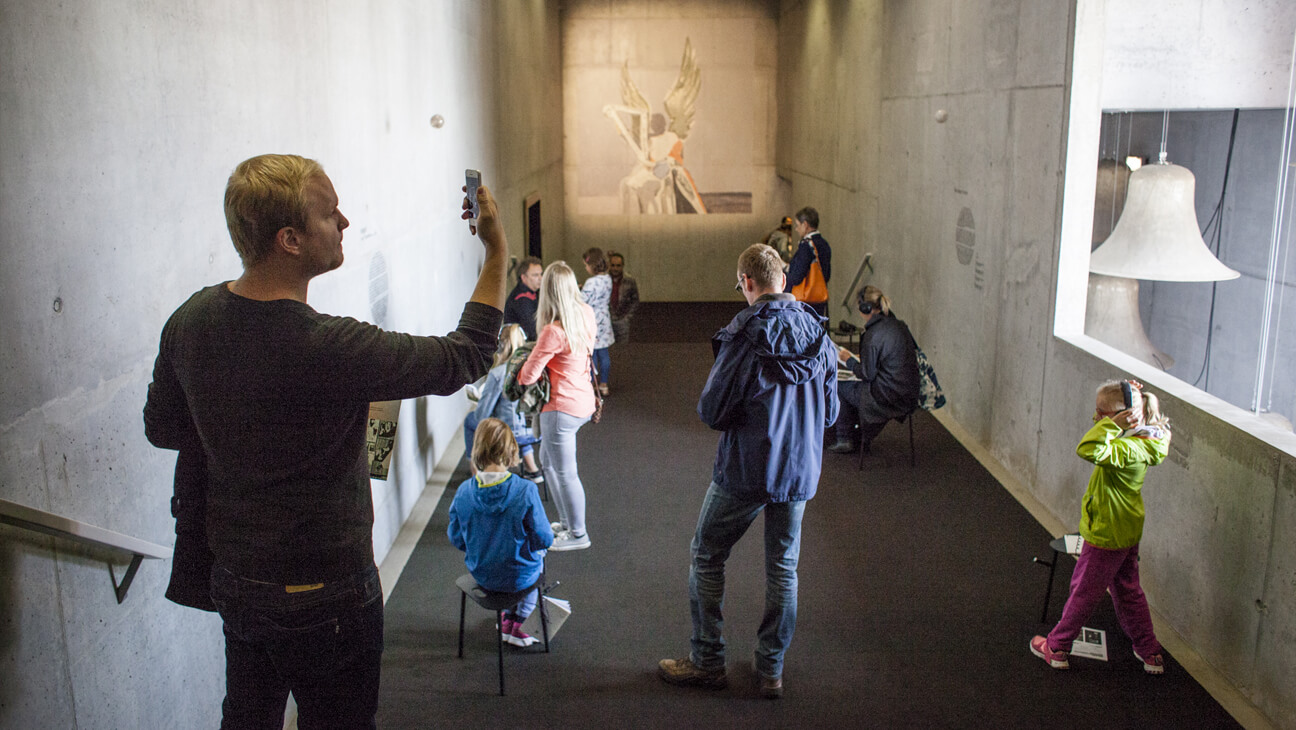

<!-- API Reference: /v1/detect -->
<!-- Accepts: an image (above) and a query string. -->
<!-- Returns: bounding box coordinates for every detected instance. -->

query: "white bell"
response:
[1086,274,1174,369]
[1089,162,1240,282]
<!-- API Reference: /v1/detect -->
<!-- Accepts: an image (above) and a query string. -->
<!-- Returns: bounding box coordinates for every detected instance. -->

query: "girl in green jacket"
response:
[1032,380,1171,674]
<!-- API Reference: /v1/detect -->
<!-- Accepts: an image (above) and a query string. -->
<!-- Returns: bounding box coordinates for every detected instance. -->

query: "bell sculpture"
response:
[1086,160,1240,369]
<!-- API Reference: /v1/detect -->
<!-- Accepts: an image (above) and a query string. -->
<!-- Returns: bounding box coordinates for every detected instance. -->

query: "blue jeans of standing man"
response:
[211,562,384,730]
[688,482,806,680]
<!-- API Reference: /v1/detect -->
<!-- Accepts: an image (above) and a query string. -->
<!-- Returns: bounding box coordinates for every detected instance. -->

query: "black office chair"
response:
[456,572,550,696]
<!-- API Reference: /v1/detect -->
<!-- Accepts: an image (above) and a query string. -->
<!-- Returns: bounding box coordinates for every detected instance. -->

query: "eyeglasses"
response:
[735,273,745,292]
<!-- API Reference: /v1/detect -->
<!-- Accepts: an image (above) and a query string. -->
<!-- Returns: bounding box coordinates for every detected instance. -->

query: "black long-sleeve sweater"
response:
[144,283,500,584]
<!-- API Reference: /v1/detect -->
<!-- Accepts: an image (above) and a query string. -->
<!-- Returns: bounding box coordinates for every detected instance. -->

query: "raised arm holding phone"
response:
[144,154,508,728]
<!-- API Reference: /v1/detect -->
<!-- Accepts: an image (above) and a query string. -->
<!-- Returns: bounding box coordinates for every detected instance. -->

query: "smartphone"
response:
[465,168,481,225]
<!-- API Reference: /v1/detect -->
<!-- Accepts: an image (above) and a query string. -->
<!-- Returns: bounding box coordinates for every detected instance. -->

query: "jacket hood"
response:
[716,298,829,385]
[466,472,519,514]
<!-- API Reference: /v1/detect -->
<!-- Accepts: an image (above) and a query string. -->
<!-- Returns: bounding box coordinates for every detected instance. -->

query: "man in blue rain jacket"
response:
[659,243,838,699]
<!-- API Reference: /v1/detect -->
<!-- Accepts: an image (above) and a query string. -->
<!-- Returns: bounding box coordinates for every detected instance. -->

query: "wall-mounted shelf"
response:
[0,497,172,603]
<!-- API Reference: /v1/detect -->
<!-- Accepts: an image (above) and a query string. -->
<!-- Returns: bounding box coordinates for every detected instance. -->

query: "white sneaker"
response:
[551,530,591,551]
[550,522,565,533]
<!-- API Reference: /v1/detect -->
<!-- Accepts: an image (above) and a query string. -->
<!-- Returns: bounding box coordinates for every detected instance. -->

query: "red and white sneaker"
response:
[1030,635,1070,669]
[1134,649,1165,675]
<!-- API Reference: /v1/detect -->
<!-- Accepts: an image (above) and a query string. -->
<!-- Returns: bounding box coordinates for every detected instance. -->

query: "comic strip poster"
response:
[367,401,400,480]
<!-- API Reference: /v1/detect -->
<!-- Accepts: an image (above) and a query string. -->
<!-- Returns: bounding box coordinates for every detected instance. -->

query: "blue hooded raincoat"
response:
[698,295,839,503]
[447,473,553,592]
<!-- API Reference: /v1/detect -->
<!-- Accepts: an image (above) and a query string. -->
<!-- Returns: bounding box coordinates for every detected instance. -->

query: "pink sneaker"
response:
[1134,649,1165,675]
[1030,635,1070,669]
[502,618,538,647]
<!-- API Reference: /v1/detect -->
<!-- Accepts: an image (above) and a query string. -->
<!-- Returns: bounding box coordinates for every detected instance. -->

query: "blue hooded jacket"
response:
[447,473,553,592]
[698,295,839,503]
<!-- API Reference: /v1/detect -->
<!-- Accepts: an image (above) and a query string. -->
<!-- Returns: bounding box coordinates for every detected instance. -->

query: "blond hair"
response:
[494,324,526,369]
[738,244,784,290]
[1140,391,1171,429]
[224,154,324,267]
[471,418,520,471]
[536,261,592,355]
[860,285,893,316]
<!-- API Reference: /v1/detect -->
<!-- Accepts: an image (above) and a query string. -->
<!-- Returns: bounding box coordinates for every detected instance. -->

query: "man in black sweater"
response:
[143,154,507,728]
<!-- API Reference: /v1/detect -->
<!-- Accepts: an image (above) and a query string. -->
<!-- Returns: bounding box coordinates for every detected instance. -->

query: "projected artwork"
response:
[603,38,707,214]
[566,19,763,216]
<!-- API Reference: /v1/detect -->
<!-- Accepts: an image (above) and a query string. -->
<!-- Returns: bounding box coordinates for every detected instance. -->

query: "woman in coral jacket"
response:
[518,261,597,552]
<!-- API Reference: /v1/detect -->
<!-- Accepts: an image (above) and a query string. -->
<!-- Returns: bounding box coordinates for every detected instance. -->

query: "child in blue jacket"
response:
[448,418,553,647]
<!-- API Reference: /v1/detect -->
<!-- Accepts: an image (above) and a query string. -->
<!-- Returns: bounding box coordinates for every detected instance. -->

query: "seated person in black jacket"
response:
[829,286,920,454]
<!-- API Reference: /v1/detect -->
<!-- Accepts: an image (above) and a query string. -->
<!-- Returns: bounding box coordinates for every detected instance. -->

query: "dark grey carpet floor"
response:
[376,310,1238,729]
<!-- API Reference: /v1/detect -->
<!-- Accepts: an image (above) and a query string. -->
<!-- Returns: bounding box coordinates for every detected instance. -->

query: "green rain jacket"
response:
[1077,418,1170,549]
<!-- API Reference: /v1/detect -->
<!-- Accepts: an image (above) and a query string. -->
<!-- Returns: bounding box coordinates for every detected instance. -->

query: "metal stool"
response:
[456,573,550,696]
[858,410,917,470]
[1032,533,1082,622]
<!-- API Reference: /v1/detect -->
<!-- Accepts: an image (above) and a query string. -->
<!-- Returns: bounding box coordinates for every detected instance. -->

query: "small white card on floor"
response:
[1070,627,1108,661]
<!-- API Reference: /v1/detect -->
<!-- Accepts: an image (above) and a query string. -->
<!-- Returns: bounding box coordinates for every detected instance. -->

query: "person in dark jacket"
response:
[659,243,838,700]
[783,206,832,317]
[143,154,509,729]
[829,285,920,454]
[504,256,543,340]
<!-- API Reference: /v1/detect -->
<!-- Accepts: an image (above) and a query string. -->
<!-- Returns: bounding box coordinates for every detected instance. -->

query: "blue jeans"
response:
[593,347,610,384]
[211,563,384,730]
[506,588,539,622]
[688,482,806,680]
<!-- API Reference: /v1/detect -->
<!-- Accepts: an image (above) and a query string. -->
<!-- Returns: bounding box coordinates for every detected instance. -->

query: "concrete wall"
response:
[779,0,1296,726]
[562,0,783,301]
[777,0,883,324]
[1102,0,1296,111]
[0,1,562,726]
[487,0,567,268]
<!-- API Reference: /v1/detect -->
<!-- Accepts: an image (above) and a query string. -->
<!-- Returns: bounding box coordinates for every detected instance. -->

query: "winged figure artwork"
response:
[602,38,707,214]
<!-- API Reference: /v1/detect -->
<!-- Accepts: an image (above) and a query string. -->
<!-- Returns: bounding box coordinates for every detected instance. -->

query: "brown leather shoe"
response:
[759,674,783,699]
[658,657,727,689]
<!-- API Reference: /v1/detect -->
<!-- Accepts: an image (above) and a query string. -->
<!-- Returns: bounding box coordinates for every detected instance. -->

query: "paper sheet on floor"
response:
[520,596,571,639]
[1070,627,1108,661]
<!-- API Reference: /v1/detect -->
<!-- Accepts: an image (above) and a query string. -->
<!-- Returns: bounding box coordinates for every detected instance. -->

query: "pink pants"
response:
[1047,541,1161,658]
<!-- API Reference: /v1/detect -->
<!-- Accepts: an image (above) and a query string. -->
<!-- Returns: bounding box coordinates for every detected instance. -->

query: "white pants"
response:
[538,410,591,535]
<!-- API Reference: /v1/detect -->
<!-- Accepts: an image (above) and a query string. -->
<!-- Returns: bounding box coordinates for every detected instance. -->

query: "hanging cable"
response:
[1108,113,1121,238]
[1159,110,1170,164]
[1191,110,1240,389]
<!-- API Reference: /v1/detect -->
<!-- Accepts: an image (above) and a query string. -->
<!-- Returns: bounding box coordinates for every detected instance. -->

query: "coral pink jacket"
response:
[518,303,597,418]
